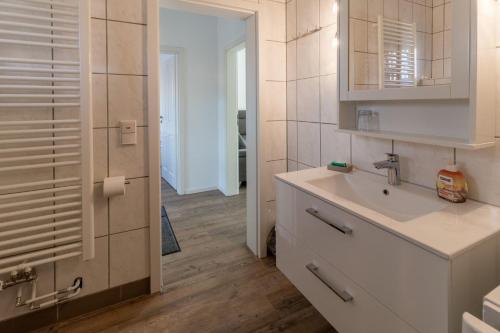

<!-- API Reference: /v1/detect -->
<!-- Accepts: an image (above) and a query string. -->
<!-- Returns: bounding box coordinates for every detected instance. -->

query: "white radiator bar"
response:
[0,177,81,191]
[0,218,82,237]
[0,3,78,16]
[0,226,81,247]
[0,235,82,257]
[0,12,79,25]
[0,0,94,278]
[0,144,81,154]
[0,252,82,276]
[13,0,79,9]
[0,20,79,33]
[0,57,79,66]
[0,136,81,145]
[0,243,82,267]
[0,185,81,199]
[0,30,79,42]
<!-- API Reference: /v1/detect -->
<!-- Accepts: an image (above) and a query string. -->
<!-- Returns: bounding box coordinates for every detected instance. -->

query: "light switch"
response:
[120,120,136,145]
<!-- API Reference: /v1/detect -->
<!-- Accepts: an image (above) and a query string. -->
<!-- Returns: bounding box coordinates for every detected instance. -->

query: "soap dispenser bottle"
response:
[436,164,468,203]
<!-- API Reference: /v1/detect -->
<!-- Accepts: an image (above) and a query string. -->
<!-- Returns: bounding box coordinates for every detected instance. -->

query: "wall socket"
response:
[120,120,137,145]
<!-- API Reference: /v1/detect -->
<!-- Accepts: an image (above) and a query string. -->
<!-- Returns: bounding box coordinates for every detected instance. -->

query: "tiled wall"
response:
[286,0,343,172]
[0,0,150,323]
[261,0,287,253]
[286,0,500,208]
[82,0,151,293]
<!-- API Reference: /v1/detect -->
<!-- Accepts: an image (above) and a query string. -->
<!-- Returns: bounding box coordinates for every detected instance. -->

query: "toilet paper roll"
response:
[103,176,126,197]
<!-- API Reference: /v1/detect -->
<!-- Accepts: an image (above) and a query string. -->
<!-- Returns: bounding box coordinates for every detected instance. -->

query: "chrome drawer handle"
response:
[306,208,353,235]
[306,263,353,303]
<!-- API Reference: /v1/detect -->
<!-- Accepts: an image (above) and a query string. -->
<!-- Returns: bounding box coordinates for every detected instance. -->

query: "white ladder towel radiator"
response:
[378,16,417,89]
[0,0,93,304]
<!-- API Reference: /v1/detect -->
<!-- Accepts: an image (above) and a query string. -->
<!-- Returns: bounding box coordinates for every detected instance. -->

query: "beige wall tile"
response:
[110,228,150,287]
[320,24,338,76]
[350,0,368,20]
[297,0,319,37]
[263,41,286,81]
[94,183,109,238]
[297,32,319,79]
[91,19,107,73]
[320,74,338,124]
[107,21,146,75]
[287,81,297,121]
[109,177,149,234]
[395,141,452,189]
[107,0,146,24]
[108,75,147,127]
[109,127,148,178]
[263,81,287,121]
[368,0,383,22]
[264,121,287,161]
[263,0,286,42]
[93,129,108,183]
[264,160,287,202]
[352,136,392,175]
[288,160,299,171]
[320,124,351,165]
[92,74,107,128]
[287,41,297,81]
[297,77,320,122]
[297,122,321,167]
[91,0,106,19]
[56,237,109,298]
[287,121,298,161]
[320,0,337,27]
[286,0,297,41]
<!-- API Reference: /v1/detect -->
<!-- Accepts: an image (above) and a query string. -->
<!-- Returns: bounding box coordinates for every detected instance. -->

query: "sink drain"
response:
[383,189,390,196]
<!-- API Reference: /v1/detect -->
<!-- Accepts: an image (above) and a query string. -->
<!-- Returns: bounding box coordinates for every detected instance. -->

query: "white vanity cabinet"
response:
[337,0,497,149]
[276,180,500,333]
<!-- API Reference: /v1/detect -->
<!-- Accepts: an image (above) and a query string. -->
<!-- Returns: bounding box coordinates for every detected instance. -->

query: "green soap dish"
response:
[327,162,353,173]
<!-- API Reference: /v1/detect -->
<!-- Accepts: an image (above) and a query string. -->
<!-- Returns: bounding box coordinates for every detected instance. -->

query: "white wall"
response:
[160,10,244,194]
[216,17,246,195]
[237,49,247,111]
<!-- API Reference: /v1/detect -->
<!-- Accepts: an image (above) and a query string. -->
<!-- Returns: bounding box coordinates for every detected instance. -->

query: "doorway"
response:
[160,52,179,192]
[157,5,257,290]
[223,42,246,196]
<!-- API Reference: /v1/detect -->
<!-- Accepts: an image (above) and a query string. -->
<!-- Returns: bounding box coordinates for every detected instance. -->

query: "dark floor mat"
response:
[162,206,181,256]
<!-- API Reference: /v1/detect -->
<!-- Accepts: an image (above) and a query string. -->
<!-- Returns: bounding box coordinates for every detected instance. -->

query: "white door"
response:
[160,53,177,189]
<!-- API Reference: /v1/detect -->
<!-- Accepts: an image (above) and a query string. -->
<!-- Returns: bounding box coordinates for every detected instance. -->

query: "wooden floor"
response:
[35,181,336,333]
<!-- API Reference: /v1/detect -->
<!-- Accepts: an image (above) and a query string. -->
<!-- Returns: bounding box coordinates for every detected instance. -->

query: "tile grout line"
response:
[105,0,111,291]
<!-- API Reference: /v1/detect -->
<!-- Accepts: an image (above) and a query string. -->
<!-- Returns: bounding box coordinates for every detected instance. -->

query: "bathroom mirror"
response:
[339,0,471,101]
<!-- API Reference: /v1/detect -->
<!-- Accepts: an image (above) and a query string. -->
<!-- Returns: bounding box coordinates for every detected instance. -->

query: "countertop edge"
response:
[274,172,500,261]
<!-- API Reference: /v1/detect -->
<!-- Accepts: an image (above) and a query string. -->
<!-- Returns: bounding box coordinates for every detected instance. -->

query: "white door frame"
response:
[223,40,245,197]
[160,46,186,195]
[148,0,262,294]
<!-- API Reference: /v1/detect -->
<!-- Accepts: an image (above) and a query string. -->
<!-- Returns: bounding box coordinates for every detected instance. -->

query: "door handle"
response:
[306,263,353,303]
[306,208,353,235]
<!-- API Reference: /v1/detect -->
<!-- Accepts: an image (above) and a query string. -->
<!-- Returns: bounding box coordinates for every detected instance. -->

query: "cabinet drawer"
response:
[276,225,417,333]
[294,189,449,333]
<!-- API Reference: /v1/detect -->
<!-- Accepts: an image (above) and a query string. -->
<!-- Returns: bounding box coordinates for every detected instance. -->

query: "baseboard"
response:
[0,278,150,333]
[183,186,219,194]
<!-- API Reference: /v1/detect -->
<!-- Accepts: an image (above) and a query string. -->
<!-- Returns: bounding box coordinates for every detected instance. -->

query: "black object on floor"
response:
[161,206,181,256]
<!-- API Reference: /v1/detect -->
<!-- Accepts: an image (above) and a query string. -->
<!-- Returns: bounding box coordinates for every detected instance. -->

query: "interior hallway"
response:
[33,181,335,333]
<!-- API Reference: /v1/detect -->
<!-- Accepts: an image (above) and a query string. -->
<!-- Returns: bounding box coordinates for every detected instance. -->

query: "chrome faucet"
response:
[373,153,401,186]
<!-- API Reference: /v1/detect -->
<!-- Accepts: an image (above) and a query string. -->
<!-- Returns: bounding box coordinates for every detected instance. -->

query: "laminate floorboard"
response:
[34,181,336,333]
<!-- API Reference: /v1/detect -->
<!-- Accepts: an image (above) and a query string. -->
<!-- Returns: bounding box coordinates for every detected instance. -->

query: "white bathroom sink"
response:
[306,171,448,222]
